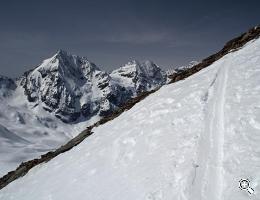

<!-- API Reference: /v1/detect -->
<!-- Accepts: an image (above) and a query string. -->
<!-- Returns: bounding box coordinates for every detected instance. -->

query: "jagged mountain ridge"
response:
[18,50,167,122]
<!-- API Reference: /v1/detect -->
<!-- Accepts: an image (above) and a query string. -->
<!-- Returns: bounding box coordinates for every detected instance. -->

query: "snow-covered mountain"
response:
[0,52,167,176]
[111,60,167,95]
[19,50,167,122]
[1,34,260,200]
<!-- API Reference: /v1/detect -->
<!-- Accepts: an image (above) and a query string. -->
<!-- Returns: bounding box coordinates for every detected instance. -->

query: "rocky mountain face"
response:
[17,50,167,122]
[111,60,167,95]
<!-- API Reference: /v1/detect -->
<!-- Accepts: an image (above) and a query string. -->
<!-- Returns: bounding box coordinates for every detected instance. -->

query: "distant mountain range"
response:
[10,50,168,122]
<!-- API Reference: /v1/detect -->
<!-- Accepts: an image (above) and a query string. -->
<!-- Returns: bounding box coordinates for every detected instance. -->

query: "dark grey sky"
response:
[0,0,259,77]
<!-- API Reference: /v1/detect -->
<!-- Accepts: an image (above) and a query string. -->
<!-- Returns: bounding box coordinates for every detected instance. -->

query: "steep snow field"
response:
[1,38,260,199]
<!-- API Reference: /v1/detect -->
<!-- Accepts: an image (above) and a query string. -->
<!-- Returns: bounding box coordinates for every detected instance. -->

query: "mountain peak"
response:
[55,49,69,57]
[53,49,88,62]
[34,49,100,73]
[143,60,154,65]
[124,60,156,69]
[126,60,140,66]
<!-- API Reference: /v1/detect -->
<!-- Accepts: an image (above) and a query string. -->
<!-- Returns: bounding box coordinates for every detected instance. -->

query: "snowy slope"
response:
[1,37,260,199]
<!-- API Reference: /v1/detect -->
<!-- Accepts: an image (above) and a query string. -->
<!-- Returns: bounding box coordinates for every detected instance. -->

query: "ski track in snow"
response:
[192,59,229,200]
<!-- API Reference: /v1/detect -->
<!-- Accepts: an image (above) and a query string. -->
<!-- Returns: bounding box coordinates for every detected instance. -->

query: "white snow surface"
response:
[1,38,260,200]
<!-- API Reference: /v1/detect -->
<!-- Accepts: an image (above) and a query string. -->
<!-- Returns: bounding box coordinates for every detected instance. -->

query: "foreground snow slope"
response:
[1,38,260,200]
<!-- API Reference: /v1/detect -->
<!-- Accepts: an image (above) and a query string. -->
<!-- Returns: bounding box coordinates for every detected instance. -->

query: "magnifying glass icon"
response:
[239,179,254,195]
